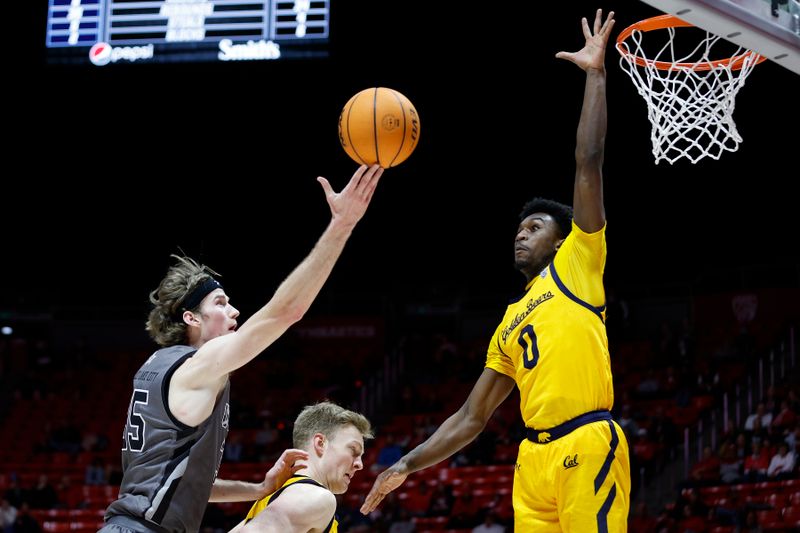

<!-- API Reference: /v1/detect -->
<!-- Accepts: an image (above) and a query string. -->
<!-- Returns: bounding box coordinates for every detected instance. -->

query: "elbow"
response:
[281,305,306,325]
[575,144,605,166]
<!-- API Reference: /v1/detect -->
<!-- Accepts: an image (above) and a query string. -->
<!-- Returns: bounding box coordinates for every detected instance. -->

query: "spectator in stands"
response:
[688,446,720,486]
[749,416,770,447]
[387,508,415,533]
[84,456,107,485]
[254,420,279,459]
[767,442,796,479]
[745,403,773,431]
[734,432,748,460]
[427,486,452,517]
[743,440,770,482]
[27,475,57,510]
[676,503,706,533]
[373,434,404,473]
[99,164,383,533]
[636,368,660,394]
[739,510,763,533]
[786,425,800,454]
[771,399,797,431]
[0,499,17,533]
[718,440,743,484]
[618,404,639,439]
[3,476,25,509]
[12,503,40,533]
[473,511,505,533]
[628,502,656,532]
[403,481,433,517]
[231,401,372,532]
[448,490,479,529]
[57,475,82,510]
[362,11,631,530]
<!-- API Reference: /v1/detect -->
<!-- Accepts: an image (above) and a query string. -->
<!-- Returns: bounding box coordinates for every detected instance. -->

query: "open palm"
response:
[555,9,615,71]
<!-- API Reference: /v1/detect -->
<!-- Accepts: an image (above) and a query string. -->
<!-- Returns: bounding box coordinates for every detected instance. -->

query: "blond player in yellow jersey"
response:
[231,402,372,533]
[361,9,630,532]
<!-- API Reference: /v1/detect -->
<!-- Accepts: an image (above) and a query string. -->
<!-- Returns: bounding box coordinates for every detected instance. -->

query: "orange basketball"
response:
[338,87,420,168]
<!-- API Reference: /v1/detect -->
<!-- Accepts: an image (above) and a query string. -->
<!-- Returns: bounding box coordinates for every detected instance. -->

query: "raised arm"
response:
[360,368,516,514]
[555,9,614,233]
[172,164,383,426]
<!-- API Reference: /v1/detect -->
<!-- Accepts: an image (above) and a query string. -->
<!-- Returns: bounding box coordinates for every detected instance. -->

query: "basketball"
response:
[338,87,420,168]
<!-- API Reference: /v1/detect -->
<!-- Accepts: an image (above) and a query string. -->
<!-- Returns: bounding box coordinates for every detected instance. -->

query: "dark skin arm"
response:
[555,9,615,233]
[360,368,515,514]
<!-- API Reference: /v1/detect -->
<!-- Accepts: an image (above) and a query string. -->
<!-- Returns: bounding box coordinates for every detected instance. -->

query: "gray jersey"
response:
[105,345,230,533]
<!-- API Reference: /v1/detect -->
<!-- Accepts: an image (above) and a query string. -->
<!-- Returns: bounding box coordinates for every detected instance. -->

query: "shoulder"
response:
[265,481,336,525]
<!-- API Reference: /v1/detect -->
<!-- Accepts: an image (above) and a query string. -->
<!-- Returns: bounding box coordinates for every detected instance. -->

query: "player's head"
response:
[146,255,239,347]
[293,401,373,494]
[515,198,573,279]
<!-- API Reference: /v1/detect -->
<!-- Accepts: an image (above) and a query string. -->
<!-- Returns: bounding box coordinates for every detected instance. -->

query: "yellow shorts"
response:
[513,419,630,532]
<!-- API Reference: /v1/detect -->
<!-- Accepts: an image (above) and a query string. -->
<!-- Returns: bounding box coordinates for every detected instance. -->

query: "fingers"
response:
[349,164,369,190]
[602,12,615,37]
[362,166,384,202]
[594,8,602,35]
[354,164,383,197]
[581,16,591,40]
[281,449,309,463]
[317,176,333,197]
[554,51,573,61]
[360,486,385,515]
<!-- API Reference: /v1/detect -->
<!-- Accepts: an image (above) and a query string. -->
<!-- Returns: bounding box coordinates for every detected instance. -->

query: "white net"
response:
[617,21,762,165]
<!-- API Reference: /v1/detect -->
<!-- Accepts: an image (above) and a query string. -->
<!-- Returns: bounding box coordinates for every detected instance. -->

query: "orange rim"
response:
[615,14,765,71]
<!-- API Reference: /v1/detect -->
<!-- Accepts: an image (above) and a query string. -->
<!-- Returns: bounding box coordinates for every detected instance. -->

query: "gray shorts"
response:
[99,515,169,533]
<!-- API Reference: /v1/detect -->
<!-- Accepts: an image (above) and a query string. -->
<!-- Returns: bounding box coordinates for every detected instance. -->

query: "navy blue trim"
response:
[594,420,619,494]
[526,410,611,444]
[495,336,509,357]
[549,263,605,322]
[596,483,616,533]
[507,288,529,305]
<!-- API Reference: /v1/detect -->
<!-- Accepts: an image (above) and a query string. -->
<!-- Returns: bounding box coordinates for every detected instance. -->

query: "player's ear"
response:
[182,311,200,326]
[313,433,326,456]
[554,238,565,251]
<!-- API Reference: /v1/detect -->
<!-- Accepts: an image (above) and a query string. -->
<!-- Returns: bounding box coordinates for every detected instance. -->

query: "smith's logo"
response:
[537,432,551,443]
[563,454,579,469]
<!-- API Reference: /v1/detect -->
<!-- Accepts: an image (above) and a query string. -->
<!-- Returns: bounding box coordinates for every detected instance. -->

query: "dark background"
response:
[5,0,799,327]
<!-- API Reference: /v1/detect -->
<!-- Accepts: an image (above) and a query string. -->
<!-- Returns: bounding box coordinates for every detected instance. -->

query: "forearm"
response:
[399,408,485,474]
[209,478,264,503]
[575,68,607,167]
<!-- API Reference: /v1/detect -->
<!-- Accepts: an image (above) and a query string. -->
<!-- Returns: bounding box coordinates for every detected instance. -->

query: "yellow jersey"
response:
[244,475,337,533]
[486,221,613,430]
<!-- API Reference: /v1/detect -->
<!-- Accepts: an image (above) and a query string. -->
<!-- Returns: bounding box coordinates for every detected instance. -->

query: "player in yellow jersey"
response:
[231,401,373,533]
[361,9,629,532]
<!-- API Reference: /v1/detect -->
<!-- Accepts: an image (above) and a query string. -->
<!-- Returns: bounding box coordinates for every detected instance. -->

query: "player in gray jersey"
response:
[100,164,384,533]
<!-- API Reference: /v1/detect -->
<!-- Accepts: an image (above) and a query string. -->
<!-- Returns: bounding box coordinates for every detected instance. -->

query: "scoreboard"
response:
[45,0,330,65]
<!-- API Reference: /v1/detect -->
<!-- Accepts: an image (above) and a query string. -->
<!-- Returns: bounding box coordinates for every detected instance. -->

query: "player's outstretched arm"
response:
[555,8,614,233]
[171,165,383,426]
[361,369,515,514]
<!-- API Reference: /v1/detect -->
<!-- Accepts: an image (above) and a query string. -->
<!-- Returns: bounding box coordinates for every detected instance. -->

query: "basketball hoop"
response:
[616,15,765,165]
